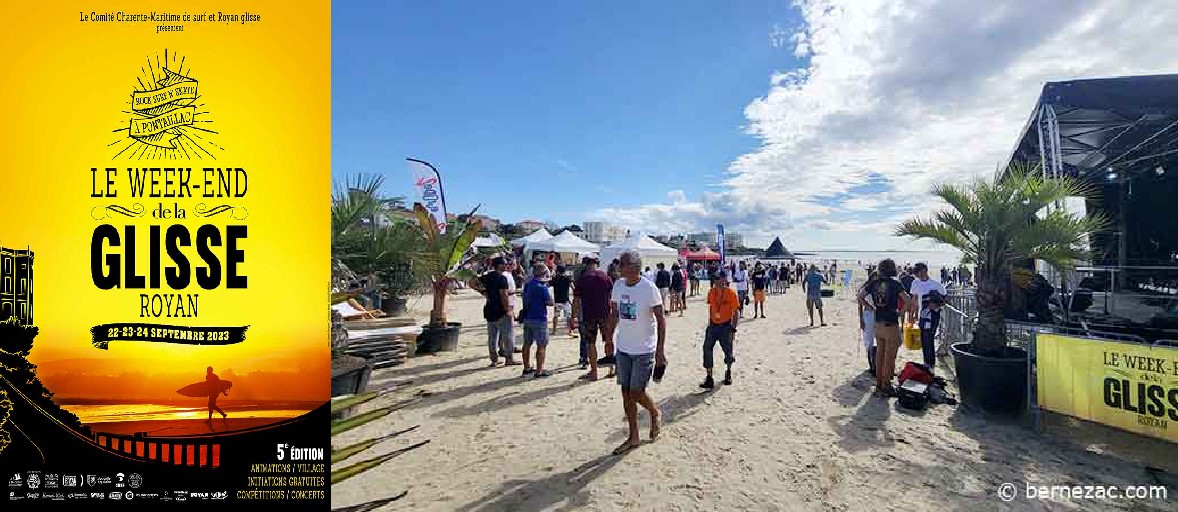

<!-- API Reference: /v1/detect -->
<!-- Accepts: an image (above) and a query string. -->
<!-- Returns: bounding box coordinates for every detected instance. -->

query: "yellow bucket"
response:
[903,323,922,350]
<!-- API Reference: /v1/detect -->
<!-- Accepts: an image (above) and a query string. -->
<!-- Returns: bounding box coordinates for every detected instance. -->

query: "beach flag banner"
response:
[0,2,330,505]
[407,157,449,234]
[716,224,726,264]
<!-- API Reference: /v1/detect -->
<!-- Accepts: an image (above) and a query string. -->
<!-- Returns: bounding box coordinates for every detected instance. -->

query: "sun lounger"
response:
[332,301,386,320]
[344,316,417,330]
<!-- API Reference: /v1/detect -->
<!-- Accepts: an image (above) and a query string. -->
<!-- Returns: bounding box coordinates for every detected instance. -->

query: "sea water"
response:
[732,250,962,267]
[793,250,963,267]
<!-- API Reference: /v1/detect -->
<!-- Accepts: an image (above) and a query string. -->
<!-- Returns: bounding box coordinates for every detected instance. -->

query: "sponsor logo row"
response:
[9,490,228,501]
[8,471,141,489]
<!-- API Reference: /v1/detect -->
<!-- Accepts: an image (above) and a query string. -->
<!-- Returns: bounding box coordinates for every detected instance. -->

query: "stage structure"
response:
[1004,74,1178,340]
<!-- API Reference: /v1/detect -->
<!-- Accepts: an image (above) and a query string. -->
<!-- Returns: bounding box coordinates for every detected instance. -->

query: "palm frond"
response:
[447,218,483,271]
[412,203,439,249]
[331,174,386,241]
[895,218,976,259]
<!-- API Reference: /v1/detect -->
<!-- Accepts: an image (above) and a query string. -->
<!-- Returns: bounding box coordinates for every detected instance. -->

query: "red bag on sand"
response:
[897,362,933,385]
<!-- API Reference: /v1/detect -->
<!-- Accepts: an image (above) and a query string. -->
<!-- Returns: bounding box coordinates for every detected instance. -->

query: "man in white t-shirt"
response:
[609,250,667,456]
[732,261,750,318]
[907,263,947,373]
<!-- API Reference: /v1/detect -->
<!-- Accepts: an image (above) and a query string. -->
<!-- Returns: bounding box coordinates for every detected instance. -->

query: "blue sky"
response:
[333,1,799,233]
[333,1,1178,251]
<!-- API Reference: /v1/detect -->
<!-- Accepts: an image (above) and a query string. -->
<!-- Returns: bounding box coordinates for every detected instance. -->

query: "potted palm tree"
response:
[332,174,415,315]
[411,203,482,353]
[331,175,416,395]
[896,164,1106,414]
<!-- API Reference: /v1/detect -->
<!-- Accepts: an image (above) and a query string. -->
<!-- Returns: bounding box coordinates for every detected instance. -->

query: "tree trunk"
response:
[973,266,1007,356]
[430,278,448,327]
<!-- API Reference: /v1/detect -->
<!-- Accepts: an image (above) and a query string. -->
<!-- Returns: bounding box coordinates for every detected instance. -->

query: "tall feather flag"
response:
[407,157,448,234]
[716,224,726,264]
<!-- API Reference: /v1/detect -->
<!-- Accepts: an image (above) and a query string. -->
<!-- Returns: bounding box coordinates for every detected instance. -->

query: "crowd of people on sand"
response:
[468,250,965,455]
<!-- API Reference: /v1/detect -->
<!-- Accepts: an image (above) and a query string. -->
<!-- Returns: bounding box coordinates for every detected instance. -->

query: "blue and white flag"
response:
[407,158,448,234]
[716,224,726,264]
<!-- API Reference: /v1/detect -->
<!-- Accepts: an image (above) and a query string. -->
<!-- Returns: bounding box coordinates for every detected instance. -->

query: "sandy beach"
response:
[331,283,1178,511]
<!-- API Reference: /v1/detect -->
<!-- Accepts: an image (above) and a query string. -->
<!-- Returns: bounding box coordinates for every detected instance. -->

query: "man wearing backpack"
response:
[864,259,912,397]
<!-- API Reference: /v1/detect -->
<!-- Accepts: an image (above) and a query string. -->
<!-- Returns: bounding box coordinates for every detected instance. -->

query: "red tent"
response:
[683,246,721,261]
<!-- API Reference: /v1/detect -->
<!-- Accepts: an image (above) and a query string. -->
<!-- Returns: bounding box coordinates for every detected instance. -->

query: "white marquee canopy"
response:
[510,228,553,248]
[524,230,600,261]
[600,235,679,270]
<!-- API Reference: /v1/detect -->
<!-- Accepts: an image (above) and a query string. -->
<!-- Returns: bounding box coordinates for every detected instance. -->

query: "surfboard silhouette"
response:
[176,380,232,397]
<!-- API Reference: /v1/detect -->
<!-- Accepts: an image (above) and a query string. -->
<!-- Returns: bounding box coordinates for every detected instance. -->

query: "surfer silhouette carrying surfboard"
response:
[205,366,228,422]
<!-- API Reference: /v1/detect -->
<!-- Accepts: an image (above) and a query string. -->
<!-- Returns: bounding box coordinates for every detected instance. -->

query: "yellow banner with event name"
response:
[1037,334,1178,442]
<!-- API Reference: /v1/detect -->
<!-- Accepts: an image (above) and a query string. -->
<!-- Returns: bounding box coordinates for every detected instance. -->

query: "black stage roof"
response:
[1004,74,1178,181]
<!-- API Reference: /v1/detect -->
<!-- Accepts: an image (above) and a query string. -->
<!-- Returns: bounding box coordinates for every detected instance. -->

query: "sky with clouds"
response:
[333,0,1178,250]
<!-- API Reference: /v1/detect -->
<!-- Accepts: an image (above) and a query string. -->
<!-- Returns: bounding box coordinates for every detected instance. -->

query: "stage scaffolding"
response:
[1003,74,1178,339]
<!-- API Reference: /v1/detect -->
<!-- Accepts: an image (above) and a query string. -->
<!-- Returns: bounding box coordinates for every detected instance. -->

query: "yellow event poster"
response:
[0,2,330,506]
[1036,334,1178,443]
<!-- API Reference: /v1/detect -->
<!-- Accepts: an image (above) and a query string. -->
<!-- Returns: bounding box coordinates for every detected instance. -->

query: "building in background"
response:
[472,214,501,232]
[686,231,744,249]
[0,246,33,325]
[724,232,744,249]
[583,222,627,244]
[653,234,688,248]
[516,219,547,234]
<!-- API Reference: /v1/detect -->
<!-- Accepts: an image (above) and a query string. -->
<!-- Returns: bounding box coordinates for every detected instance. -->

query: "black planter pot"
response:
[382,296,408,317]
[331,355,373,397]
[416,322,462,353]
[950,342,1028,416]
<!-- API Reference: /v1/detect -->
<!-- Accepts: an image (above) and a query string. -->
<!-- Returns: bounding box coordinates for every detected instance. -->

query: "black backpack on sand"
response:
[897,379,930,410]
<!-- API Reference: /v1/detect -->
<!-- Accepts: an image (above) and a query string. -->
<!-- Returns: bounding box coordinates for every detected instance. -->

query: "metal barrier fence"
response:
[939,289,976,357]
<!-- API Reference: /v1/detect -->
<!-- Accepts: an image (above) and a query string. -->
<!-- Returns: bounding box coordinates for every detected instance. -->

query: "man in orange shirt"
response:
[701,270,741,388]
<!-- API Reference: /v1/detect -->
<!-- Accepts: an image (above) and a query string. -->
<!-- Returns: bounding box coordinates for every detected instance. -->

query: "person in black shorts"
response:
[670,263,685,317]
[549,265,575,336]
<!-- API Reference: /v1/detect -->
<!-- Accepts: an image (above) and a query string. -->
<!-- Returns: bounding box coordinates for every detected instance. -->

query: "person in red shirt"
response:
[573,256,614,381]
[701,270,741,388]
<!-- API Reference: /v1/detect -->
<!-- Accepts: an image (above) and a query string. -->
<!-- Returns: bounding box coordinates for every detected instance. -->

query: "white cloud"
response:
[591,0,1178,249]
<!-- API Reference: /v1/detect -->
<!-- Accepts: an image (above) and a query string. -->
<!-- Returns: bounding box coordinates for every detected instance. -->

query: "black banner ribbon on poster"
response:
[90,323,248,349]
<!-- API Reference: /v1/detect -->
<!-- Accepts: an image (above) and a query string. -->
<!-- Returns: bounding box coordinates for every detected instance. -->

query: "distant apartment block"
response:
[685,231,744,248]
[472,214,501,232]
[583,222,628,244]
[653,234,687,247]
[686,232,714,244]
[0,246,33,325]
[516,219,547,233]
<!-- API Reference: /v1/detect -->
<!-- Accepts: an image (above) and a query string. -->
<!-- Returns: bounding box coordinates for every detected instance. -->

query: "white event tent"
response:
[472,233,505,249]
[524,230,600,264]
[510,228,553,248]
[600,235,679,271]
